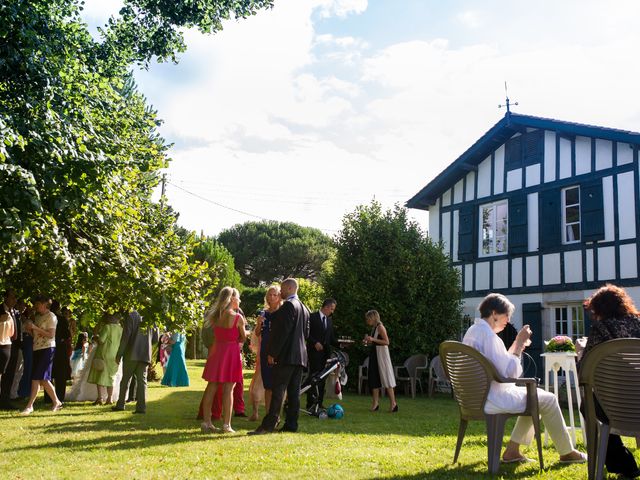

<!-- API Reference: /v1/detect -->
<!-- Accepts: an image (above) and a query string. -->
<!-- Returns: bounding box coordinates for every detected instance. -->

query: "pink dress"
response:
[202,314,243,383]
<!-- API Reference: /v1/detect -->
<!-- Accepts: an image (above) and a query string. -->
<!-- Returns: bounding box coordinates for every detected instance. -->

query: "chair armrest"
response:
[493,375,537,386]
[514,377,538,387]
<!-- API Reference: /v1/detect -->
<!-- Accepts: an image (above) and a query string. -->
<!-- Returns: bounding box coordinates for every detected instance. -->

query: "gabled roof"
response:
[406,113,640,210]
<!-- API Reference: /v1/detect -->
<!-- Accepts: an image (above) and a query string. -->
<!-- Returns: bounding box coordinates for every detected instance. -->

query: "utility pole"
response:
[160,173,166,206]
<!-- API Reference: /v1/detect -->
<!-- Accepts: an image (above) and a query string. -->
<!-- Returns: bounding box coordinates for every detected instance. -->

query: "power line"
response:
[166,181,340,234]
[168,181,269,221]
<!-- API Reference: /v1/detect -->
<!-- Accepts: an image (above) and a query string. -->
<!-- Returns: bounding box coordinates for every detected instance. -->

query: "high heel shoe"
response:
[390,404,398,413]
[200,422,219,433]
[222,424,235,434]
[370,405,379,412]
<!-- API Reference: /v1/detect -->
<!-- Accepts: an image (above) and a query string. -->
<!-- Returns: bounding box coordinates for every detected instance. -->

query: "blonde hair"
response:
[204,287,239,327]
[365,310,381,324]
[264,285,282,311]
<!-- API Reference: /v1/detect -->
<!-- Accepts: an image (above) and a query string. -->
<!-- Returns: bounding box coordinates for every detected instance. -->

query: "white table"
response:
[540,352,585,447]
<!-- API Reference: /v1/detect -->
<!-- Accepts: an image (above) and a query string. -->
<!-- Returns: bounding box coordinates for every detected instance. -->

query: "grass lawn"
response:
[1,360,636,479]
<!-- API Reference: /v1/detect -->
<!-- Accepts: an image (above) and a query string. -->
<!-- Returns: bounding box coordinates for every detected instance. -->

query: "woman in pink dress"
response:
[200,287,246,433]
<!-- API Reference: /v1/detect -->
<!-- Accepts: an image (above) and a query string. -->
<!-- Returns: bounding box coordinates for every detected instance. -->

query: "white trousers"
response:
[510,388,573,455]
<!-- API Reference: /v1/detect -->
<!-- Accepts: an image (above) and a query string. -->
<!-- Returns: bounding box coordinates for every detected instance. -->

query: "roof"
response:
[406,112,640,210]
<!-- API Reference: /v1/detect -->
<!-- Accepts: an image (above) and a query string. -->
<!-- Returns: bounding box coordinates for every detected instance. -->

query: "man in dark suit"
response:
[249,278,310,435]
[306,298,337,410]
[0,289,19,409]
[113,311,159,414]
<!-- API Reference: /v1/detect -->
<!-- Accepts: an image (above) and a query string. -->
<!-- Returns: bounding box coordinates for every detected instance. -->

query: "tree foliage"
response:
[322,201,463,384]
[0,0,273,326]
[218,221,335,287]
[191,235,241,304]
[100,0,274,66]
[296,278,324,312]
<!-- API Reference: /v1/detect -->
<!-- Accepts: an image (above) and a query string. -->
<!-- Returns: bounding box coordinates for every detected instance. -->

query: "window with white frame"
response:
[553,304,585,341]
[562,186,580,243]
[479,200,508,257]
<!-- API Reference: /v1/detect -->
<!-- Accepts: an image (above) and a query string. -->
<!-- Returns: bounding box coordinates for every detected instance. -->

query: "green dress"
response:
[87,323,123,387]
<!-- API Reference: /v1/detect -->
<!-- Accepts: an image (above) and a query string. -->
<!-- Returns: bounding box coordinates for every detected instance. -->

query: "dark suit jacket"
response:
[266,297,310,367]
[117,311,159,364]
[307,312,335,352]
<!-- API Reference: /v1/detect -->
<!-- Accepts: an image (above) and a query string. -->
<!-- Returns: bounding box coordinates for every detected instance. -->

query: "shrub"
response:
[323,202,462,387]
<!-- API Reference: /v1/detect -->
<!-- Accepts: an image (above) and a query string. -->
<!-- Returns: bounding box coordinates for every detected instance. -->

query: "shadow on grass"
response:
[4,388,557,463]
[5,389,253,453]
[377,458,585,480]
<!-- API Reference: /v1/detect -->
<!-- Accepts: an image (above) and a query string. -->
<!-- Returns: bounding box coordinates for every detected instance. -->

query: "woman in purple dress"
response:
[21,295,63,415]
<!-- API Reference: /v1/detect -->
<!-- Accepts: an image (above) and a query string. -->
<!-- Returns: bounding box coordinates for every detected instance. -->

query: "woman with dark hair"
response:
[463,293,586,464]
[70,332,89,381]
[49,305,72,402]
[17,301,34,398]
[21,295,63,414]
[577,284,640,478]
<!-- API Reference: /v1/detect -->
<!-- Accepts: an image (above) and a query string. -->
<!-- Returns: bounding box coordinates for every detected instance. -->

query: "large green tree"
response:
[323,201,463,384]
[191,235,241,304]
[0,0,273,325]
[218,221,335,287]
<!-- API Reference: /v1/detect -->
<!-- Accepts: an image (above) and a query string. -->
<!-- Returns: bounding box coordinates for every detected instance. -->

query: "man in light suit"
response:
[306,298,337,410]
[249,278,310,435]
[113,311,159,414]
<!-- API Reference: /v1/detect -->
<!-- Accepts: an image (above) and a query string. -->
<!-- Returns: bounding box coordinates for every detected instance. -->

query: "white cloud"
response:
[81,0,123,21]
[456,10,482,29]
[314,0,368,18]
[105,0,640,236]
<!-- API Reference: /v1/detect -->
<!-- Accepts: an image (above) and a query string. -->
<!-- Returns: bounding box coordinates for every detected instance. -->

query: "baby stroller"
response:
[300,350,349,418]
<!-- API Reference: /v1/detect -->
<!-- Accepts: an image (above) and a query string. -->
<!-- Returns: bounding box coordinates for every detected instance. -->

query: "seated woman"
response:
[463,293,585,464]
[577,284,640,479]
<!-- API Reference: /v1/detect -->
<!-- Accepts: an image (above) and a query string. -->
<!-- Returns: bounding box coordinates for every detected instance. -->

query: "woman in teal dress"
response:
[161,331,190,387]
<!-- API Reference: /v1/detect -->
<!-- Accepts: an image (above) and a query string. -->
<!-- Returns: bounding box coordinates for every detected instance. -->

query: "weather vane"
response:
[498,81,518,113]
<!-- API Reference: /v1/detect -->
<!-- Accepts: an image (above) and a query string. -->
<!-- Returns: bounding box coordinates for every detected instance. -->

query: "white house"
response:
[407,112,640,373]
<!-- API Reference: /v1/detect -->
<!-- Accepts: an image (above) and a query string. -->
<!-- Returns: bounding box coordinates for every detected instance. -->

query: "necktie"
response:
[322,315,327,330]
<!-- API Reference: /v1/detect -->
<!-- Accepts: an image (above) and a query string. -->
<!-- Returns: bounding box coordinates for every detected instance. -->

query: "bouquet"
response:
[545,335,576,353]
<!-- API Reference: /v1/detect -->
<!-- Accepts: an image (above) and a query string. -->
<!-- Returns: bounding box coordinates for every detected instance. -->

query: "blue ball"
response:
[327,403,344,419]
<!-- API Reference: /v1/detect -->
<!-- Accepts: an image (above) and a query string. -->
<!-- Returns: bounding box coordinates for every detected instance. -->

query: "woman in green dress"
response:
[87,313,123,404]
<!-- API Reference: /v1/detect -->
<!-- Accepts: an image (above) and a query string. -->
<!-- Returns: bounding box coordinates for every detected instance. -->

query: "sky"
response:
[81,0,640,237]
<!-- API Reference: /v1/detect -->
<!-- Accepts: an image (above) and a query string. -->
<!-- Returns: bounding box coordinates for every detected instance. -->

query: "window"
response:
[479,200,508,256]
[562,186,580,243]
[553,304,585,341]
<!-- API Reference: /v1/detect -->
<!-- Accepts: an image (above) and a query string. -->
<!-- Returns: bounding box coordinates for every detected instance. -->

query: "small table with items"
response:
[540,351,585,447]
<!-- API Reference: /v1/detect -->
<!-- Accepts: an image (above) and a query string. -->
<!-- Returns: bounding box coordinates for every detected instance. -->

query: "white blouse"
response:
[0,313,13,345]
[33,311,57,351]
[462,318,527,414]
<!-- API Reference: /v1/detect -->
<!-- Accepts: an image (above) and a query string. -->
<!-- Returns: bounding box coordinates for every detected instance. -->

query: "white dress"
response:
[373,325,396,389]
[67,342,123,402]
[462,318,526,414]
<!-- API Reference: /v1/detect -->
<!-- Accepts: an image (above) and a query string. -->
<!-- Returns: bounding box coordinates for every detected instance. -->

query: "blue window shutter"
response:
[539,189,561,249]
[458,204,476,261]
[505,135,522,170]
[584,306,592,337]
[581,180,605,242]
[509,195,528,254]
[522,302,543,380]
[523,130,544,166]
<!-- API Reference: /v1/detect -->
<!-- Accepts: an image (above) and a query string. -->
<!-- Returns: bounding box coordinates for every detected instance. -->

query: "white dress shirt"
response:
[462,318,526,414]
